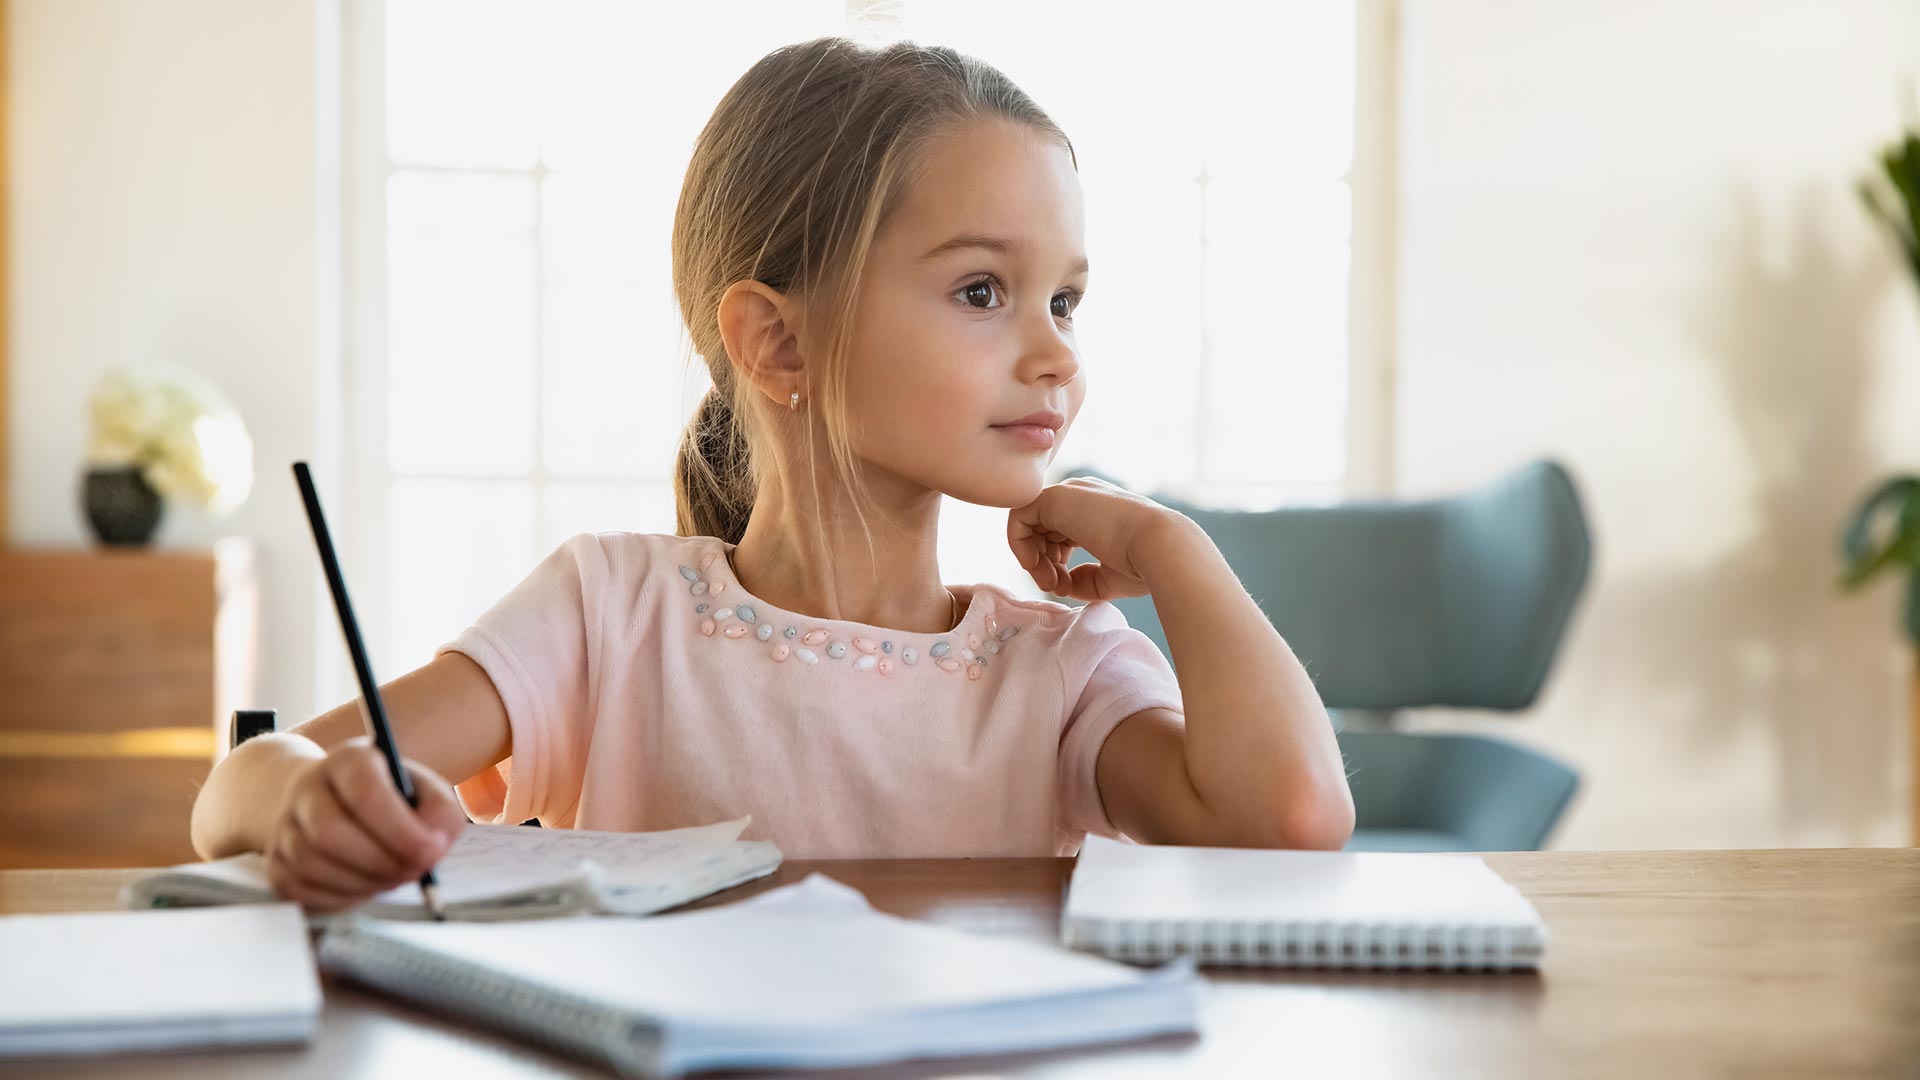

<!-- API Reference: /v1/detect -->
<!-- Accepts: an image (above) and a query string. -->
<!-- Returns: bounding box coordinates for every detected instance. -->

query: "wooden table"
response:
[3,849,1918,1078]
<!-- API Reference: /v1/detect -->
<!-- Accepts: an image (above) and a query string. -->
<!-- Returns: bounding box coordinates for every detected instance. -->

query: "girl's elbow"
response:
[1273,782,1355,851]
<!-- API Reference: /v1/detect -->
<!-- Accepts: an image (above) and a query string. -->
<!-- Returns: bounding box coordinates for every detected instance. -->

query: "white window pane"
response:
[1057,177,1204,491]
[1179,479,1347,511]
[686,2,847,122]
[542,1,702,172]
[385,479,538,673]
[388,171,538,476]
[542,480,676,552]
[542,172,685,477]
[1202,177,1350,485]
[1204,1,1355,180]
[1051,2,1205,182]
[1203,333,1349,487]
[386,0,539,168]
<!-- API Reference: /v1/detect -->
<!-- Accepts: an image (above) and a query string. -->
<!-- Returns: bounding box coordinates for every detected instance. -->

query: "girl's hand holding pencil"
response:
[262,737,467,912]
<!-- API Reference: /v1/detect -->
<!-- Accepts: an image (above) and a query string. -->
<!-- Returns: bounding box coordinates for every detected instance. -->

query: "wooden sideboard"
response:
[0,539,257,868]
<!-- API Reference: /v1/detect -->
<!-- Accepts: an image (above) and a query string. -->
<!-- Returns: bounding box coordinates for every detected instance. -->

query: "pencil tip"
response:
[423,883,447,922]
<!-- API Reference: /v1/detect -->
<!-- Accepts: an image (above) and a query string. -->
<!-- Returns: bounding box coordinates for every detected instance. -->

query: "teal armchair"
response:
[1060,460,1592,852]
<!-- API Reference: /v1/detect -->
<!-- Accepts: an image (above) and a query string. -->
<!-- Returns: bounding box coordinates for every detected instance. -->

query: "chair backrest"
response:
[1063,459,1593,712]
[1336,730,1580,850]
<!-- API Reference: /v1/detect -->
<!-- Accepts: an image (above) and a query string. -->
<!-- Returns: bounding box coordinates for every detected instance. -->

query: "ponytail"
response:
[673,384,756,542]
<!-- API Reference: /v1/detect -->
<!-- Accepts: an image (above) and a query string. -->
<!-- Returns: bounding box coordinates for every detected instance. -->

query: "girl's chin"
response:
[943,471,1048,510]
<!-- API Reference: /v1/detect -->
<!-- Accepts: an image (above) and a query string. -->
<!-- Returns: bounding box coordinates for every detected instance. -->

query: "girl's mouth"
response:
[991,423,1056,449]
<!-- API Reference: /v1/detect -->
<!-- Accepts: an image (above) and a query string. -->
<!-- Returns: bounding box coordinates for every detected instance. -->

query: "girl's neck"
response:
[726,486,960,633]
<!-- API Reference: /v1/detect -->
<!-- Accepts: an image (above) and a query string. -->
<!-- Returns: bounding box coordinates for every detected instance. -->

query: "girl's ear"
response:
[717,279,808,408]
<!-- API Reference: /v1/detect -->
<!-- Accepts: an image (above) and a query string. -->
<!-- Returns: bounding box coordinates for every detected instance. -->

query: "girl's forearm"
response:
[1138,514,1355,848]
[188,732,327,859]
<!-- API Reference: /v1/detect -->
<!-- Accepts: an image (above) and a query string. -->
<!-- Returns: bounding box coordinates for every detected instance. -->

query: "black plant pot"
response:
[83,466,164,546]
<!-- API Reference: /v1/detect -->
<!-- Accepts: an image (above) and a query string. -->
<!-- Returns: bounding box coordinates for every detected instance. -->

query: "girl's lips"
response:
[992,423,1056,449]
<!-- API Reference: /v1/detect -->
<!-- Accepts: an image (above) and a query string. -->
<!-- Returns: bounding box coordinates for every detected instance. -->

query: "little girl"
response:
[191,36,1352,910]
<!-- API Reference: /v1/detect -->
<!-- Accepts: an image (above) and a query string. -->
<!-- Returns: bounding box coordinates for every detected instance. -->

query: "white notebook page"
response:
[1066,835,1545,929]
[346,873,1175,1025]
[0,903,320,1052]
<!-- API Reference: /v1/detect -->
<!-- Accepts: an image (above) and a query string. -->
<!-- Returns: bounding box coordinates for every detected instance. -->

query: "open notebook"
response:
[1062,835,1549,971]
[0,903,320,1059]
[123,818,781,922]
[317,873,1199,1078]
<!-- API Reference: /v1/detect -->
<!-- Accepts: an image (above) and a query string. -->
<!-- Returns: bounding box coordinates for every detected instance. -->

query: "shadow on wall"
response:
[1579,185,1907,844]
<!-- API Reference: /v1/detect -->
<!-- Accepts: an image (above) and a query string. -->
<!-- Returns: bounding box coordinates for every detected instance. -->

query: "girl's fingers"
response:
[1010,527,1076,588]
[322,745,450,871]
[293,792,412,886]
[283,813,403,895]
[266,831,375,911]
[1029,552,1068,595]
[262,744,467,914]
[1035,556,1147,603]
[407,764,472,850]
[1009,534,1047,573]
[1064,562,1118,602]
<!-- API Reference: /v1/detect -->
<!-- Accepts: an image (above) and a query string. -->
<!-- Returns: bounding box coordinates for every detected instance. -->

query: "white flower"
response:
[86,365,255,515]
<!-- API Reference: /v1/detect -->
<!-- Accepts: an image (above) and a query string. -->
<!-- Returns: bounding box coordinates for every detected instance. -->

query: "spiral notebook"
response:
[123,817,780,922]
[1061,835,1548,971]
[317,873,1200,1078]
[0,904,320,1059]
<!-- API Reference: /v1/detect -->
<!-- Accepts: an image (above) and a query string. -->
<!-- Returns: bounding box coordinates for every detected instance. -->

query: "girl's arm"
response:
[188,651,511,860]
[1091,514,1355,850]
[1010,479,1355,849]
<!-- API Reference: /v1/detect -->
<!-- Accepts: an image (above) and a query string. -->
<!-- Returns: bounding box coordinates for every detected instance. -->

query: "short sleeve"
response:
[1055,600,1185,842]
[433,533,611,827]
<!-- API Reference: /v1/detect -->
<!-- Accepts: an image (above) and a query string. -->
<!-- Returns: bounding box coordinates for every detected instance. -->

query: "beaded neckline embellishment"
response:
[677,546,1019,681]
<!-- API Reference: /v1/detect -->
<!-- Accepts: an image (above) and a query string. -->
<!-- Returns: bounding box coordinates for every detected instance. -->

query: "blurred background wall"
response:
[1392,1,1920,848]
[8,0,342,723]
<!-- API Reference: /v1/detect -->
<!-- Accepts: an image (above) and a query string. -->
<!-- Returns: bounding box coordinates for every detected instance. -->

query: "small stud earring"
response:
[789,391,800,410]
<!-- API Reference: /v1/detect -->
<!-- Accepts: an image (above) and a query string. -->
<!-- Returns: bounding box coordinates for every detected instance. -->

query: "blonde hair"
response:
[670,36,1075,570]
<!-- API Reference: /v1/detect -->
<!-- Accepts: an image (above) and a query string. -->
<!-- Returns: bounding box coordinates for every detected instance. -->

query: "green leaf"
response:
[1860,179,1920,266]
[1904,570,1920,644]
[1886,139,1920,259]
[1840,476,1920,589]
[1901,133,1920,262]
[1888,140,1920,204]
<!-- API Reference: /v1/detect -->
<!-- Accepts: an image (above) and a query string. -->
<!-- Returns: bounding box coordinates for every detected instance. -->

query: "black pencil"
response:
[292,461,447,920]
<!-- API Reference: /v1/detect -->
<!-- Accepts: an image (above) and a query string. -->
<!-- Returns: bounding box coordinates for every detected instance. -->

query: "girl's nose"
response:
[1021,314,1081,386]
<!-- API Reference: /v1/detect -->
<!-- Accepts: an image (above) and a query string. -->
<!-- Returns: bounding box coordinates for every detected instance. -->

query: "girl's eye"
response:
[958,278,998,309]
[957,275,1083,322]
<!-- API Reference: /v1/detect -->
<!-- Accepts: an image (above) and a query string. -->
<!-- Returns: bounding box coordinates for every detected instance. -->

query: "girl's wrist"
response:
[192,732,326,858]
[1134,510,1213,581]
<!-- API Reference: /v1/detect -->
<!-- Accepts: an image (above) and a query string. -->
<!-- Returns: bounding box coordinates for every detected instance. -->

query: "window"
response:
[349,0,1369,676]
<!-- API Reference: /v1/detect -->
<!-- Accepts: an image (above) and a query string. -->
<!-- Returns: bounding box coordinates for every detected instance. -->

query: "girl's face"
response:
[837,118,1088,510]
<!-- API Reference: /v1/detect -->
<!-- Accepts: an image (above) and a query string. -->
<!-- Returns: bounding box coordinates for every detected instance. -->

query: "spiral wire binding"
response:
[1064,914,1542,972]
[319,921,667,1078]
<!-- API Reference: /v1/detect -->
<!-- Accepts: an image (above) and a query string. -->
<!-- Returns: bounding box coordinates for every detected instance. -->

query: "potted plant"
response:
[1840,109,1920,841]
[83,365,255,545]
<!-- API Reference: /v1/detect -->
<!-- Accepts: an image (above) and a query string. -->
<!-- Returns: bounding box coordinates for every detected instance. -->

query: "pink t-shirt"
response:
[435,531,1185,858]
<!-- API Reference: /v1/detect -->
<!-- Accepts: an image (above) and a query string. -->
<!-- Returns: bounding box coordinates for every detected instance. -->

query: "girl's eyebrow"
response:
[918,233,1091,276]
